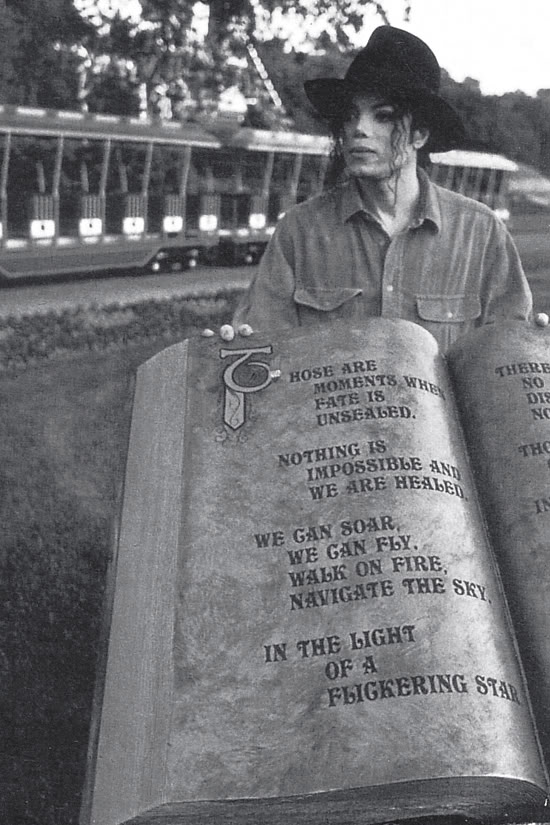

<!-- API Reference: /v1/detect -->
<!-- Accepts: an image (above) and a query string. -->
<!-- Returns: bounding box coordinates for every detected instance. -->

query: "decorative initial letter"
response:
[219,345,274,429]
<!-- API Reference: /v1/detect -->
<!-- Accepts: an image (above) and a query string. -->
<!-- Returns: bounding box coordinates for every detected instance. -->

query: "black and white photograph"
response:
[3,2,550,824]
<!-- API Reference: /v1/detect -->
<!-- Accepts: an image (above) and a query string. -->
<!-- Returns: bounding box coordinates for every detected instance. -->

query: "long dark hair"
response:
[323,89,430,190]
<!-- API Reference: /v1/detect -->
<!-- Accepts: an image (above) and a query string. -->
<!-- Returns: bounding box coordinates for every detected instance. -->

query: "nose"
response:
[354,111,375,137]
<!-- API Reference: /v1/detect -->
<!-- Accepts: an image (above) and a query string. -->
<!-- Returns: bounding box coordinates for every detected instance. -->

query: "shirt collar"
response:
[337,168,441,232]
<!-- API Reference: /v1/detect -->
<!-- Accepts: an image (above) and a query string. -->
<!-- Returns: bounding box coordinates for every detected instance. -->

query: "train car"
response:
[206,125,330,264]
[507,162,550,235]
[0,106,332,282]
[427,149,518,223]
[0,105,223,282]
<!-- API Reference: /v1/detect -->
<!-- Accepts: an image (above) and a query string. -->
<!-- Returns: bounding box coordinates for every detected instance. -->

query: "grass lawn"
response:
[1,338,188,825]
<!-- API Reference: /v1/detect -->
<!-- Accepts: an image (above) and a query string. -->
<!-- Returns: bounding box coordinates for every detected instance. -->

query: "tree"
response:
[2,0,94,107]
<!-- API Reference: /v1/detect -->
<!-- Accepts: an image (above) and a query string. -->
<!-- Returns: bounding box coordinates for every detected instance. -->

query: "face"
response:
[341,93,428,181]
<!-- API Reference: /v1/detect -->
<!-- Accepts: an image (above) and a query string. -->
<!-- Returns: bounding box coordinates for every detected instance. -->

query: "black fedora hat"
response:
[304,26,465,152]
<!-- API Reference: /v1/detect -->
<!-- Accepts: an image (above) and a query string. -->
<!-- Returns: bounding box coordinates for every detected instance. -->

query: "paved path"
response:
[0,265,252,318]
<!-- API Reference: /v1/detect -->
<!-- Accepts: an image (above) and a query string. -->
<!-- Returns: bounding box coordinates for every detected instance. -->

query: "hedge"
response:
[0,288,242,373]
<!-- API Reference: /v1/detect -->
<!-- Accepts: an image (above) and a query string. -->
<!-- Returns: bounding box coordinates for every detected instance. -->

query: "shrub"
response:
[0,288,242,374]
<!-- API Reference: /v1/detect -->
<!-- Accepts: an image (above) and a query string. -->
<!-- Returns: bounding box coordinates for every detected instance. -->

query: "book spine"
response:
[84,341,190,825]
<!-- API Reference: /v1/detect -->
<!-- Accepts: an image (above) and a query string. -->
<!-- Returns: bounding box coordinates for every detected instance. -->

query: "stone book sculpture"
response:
[81,318,550,825]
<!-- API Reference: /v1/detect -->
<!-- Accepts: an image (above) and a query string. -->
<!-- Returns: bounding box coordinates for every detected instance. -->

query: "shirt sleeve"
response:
[479,218,533,324]
[232,217,300,332]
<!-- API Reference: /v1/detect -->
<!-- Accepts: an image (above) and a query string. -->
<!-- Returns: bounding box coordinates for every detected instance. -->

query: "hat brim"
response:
[304,77,465,152]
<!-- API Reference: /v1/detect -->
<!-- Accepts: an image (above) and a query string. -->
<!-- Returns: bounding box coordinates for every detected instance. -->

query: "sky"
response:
[357,0,550,97]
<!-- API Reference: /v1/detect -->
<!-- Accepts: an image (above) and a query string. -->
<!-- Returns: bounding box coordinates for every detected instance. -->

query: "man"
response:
[224,26,536,351]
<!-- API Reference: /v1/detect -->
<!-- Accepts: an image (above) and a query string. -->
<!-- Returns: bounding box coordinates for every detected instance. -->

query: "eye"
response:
[343,104,360,123]
[375,107,396,122]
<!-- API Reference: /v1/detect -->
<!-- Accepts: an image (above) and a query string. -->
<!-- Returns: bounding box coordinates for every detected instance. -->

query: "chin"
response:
[349,164,391,181]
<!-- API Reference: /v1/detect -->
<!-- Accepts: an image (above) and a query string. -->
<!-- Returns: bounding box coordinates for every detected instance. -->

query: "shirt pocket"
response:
[416,294,482,351]
[293,287,365,326]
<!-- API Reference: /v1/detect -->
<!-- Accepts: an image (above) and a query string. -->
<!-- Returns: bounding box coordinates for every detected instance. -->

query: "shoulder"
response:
[279,188,340,224]
[272,185,354,249]
[428,180,515,248]
[430,180,503,225]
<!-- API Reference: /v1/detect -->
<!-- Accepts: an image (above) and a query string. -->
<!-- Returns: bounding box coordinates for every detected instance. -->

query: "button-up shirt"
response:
[233,170,532,351]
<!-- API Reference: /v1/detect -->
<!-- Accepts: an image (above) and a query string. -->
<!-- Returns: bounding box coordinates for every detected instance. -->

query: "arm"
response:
[232,218,301,333]
[479,218,533,325]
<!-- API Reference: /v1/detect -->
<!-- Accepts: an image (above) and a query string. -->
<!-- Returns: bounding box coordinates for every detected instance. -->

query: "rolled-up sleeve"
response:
[479,219,532,324]
[233,219,300,332]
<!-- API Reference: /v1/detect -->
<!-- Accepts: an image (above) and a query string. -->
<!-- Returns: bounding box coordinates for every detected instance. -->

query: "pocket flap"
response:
[416,294,481,323]
[294,287,363,312]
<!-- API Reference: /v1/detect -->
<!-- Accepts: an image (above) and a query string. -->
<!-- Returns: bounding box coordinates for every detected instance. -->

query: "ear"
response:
[411,127,430,150]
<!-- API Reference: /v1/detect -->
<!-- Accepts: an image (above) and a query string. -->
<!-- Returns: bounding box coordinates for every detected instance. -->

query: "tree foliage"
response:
[439,72,550,173]
[74,0,403,118]
[207,0,397,47]
[76,0,251,117]
[1,0,94,107]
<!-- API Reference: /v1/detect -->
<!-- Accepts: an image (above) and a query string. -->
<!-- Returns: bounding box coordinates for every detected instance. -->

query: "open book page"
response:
[449,321,550,762]
[87,320,546,825]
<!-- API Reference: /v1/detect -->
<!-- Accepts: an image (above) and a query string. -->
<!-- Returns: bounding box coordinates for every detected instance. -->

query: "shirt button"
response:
[386,284,394,293]
[446,311,453,318]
